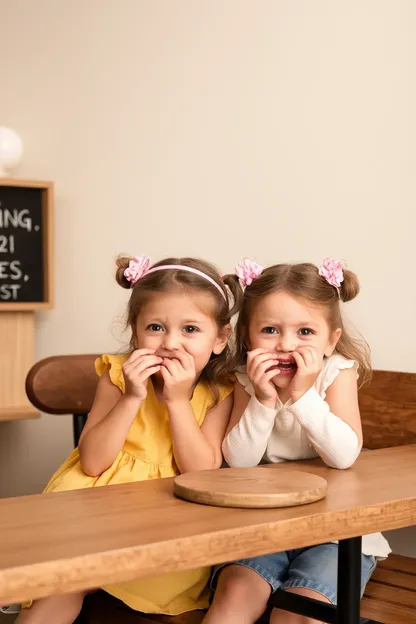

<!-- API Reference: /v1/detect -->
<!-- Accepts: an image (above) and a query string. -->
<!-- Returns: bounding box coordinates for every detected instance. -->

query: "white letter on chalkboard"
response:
[20,210,32,232]
[0,285,11,299]
[0,284,21,300]
[9,284,20,299]
[0,261,8,278]
[10,260,22,280]
[0,209,32,231]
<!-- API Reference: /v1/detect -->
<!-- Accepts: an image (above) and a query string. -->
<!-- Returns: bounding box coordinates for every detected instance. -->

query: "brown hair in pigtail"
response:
[221,273,245,369]
[115,256,135,289]
[222,273,245,318]
[335,268,370,383]
[114,255,244,404]
[339,269,360,303]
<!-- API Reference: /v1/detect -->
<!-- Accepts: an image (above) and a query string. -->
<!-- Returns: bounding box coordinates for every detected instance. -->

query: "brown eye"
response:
[299,328,314,336]
[184,325,199,334]
[147,324,163,332]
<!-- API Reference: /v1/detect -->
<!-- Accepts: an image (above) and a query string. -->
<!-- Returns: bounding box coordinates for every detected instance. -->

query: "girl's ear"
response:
[213,323,232,355]
[241,326,251,352]
[325,327,342,357]
[131,322,138,349]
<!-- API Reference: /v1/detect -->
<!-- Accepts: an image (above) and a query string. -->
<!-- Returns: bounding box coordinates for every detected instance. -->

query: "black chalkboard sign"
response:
[0,180,53,311]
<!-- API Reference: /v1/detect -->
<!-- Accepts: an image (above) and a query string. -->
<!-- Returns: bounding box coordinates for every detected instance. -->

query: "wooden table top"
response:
[0,445,415,604]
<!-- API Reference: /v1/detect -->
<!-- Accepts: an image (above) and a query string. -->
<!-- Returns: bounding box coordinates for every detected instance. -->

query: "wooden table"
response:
[0,446,415,623]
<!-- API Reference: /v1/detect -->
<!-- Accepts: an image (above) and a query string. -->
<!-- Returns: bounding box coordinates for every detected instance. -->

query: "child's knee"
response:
[16,591,86,624]
[215,564,271,608]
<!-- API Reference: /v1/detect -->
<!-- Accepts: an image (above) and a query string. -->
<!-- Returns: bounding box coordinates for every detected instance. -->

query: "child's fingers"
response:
[307,348,320,369]
[247,349,274,371]
[172,350,194,371]
[247,348,275,363]
[251,356,279,380]
[251,351,279,365]
[136,355,163,370]
[127,355,162,376]
[162,358,180,377]
[296,347,320,370]
[263,368,280,384]
[124,352,159,373]
[126,349,156,364]
[170,359,185,377]
[140,365,161,381]
[248,352,278,377]
[297,348,313,368]
[292,351,306,370]
[252,358,279,383]
[159,365,171,383]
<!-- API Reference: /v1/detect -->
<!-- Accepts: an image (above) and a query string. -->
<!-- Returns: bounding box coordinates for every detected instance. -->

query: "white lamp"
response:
[0,127,23,178]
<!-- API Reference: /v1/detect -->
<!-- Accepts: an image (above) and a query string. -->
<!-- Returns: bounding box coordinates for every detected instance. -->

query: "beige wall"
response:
[0,1,414,554]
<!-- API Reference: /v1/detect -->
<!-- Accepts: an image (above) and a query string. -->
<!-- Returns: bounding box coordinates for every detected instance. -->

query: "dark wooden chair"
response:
[25,356,416,624]
[26,354,99,447]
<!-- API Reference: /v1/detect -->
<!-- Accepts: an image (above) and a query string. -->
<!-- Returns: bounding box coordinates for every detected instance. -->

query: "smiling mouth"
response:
[265,360,297,375]
[276,359,297,372]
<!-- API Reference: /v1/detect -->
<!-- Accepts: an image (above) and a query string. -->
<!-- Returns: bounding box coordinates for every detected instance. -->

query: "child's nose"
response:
[278,333,297,353]
[162,332,180,351]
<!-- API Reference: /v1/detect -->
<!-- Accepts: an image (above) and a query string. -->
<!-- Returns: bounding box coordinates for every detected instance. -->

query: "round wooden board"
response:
[174,466,327,508]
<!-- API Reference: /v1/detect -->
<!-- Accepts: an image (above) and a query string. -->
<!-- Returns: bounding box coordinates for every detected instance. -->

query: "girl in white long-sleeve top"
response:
[203,257,390,624]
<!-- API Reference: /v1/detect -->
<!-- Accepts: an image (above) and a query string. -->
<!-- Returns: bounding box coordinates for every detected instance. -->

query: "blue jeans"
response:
[211,542,376,604]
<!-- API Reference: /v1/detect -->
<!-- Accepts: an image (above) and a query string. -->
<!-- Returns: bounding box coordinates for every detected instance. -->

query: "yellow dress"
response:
[43,354,233,614]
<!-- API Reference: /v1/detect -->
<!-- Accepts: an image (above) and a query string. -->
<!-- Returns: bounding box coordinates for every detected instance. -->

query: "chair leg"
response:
[73,414,88,447]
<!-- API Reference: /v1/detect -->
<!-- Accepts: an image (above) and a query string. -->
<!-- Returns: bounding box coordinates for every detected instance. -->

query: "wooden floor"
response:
[361,553,416,623]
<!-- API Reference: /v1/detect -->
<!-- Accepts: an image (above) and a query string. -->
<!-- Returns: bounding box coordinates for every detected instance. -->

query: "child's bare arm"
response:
[78,373,141,476]
[168,393,233,473]
[79,350,161,476]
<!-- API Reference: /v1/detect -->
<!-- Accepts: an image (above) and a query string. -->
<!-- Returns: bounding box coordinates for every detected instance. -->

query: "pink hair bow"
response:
[318,257,344,289]
[235,257,264,287]
[124,254,152,286]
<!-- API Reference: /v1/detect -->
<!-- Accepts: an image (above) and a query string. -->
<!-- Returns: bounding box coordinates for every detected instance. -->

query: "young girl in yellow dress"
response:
[17,255,241,624]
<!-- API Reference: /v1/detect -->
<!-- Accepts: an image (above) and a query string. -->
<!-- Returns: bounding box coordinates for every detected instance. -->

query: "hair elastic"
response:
[318,257,345,298]
[124,256,227,302]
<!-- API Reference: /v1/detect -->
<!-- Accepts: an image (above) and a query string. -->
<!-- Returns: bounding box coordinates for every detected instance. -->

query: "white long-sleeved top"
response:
[223,354,391,559]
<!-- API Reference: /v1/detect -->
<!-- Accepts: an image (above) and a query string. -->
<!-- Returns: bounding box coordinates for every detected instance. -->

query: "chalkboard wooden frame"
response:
[0,179,54,311]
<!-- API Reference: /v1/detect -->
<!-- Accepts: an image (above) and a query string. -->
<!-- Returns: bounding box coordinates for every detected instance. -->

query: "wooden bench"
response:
[26,356,416,624]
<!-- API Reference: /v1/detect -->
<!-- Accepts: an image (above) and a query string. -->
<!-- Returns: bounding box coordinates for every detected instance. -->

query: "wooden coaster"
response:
[174,466,327,509]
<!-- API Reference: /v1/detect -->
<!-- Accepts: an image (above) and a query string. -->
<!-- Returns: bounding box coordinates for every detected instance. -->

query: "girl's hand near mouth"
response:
[246,348,280,408]
[290,347,324,402]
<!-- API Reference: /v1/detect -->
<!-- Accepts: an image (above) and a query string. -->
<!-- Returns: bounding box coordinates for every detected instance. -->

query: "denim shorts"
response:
[211,542,376,604]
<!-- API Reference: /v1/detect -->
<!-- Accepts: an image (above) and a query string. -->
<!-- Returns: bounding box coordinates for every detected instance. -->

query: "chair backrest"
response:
[25,356,416,450]
[358,370,416,449]
[26,354,99,414]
